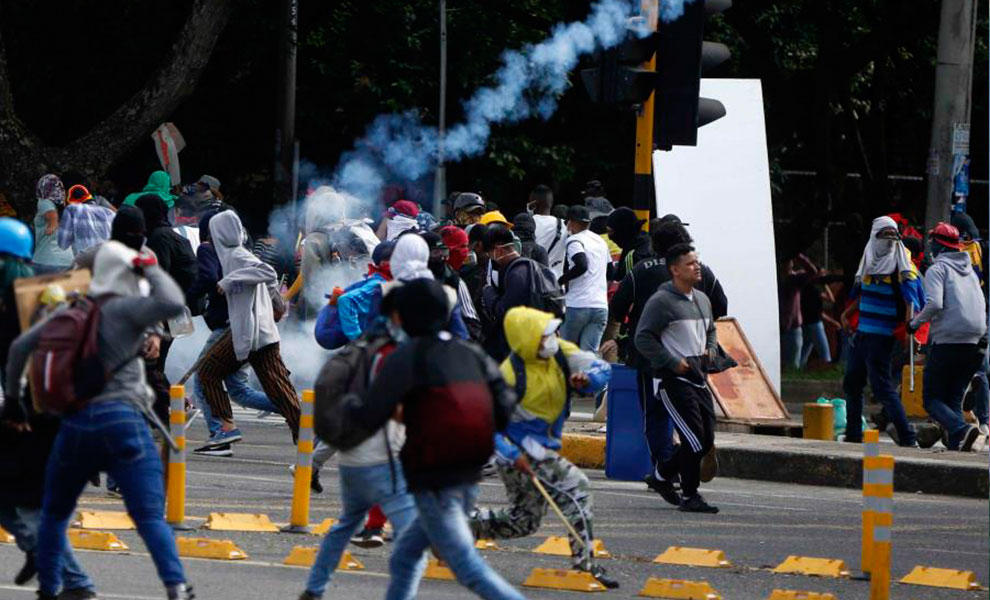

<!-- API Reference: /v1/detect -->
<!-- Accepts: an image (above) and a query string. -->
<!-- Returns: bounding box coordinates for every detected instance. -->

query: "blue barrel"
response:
[604,365,653,481]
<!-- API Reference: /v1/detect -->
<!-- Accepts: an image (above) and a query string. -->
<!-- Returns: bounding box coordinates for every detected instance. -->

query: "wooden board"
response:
[13,269,91,330]
[708,318,789,420]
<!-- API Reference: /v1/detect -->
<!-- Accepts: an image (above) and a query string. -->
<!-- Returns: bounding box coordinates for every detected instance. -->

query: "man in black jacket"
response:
[346,279,524,600]
[607,207,652,282]
[481,225,535,360]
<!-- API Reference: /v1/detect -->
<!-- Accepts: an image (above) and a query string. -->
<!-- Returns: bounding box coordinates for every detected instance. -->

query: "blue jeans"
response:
[0,503,93,592]
[971,348,990,426]
[386,484,525,600]
[38,401,185,595]
[306,462,420,596]
[193,328,278,436]
[781,327,802,370]
[561,307,608,353]
[923,344,984,449]
[800,321,832,366]
[843,333,916,445]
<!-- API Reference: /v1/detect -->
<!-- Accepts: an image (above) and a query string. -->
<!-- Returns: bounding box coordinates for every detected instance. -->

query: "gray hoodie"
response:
[911,251,987,345]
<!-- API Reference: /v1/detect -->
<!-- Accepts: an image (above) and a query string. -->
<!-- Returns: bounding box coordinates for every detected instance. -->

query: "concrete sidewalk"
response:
[561,421,989,498]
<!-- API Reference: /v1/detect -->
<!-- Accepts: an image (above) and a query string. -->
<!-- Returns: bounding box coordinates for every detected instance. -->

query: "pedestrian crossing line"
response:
[0,583,161,600]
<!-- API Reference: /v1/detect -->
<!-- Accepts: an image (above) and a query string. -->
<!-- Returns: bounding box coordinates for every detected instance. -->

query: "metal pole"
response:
[275,0,298,206]
[432,0,448,217]
[923,0,977,229]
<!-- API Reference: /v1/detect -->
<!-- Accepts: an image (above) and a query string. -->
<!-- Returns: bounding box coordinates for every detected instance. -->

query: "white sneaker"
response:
[979,424,989,437]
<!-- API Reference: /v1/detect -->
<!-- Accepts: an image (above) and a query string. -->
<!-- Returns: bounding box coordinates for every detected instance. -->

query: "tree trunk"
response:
[0,0,233,218]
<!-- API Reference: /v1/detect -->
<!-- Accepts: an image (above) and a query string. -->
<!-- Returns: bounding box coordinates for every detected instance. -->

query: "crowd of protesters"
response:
[779,212,989,451]
[6,165,980,599]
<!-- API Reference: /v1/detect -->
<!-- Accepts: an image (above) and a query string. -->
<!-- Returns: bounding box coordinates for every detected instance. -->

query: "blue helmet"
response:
[0,217,33,260]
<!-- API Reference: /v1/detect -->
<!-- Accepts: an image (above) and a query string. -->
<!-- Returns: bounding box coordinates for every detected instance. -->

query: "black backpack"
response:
[313,333,392,451]
[507,258,565,319]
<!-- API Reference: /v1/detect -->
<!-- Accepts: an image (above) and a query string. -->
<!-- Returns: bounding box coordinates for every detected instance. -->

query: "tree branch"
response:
[50,0,234,170]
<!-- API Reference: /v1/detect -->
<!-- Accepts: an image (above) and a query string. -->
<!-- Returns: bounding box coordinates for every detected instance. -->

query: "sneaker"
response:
[36,592,57,600]
[256,410,273,419]
[644,474,682,507]
[192,443,233,457]
[679,494,719,514]
[980,424,989,437]
[582,565,619,589]
[350,528,385,549]
[311,469,324,494]
[201,428,242,449]
[165,583,194,600]
[15,552,36,585]
[699,445,719,483]
[482,459,499,478]
[57,589,97,599]
[298,593,320,600]
[960,425,982,452]
[917,423,943,449]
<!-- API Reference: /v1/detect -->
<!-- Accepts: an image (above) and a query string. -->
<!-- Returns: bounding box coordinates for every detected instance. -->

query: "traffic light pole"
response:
[633,1,659,227]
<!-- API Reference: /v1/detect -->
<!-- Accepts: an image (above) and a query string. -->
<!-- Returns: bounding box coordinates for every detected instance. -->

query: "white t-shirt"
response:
[533,214,567,277]
[563,230,609,309]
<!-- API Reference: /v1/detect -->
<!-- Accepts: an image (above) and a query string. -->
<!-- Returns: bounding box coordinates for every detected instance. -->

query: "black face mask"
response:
[428,257,446,279]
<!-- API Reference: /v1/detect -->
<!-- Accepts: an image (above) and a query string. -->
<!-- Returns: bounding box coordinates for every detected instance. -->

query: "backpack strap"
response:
[553,348,572,398]
[509,352,527,402]
[547,218,563,254]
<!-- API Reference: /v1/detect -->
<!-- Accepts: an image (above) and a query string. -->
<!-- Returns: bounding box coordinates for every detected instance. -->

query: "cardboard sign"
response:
[708,318,789,421]
[13,269,91,331]
[152,123,186,187]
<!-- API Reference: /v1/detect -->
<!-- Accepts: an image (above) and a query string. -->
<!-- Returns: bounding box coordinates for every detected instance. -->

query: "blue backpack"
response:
[314,278,369,350]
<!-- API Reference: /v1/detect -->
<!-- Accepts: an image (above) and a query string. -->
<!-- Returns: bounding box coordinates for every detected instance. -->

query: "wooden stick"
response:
[530,474,587,549]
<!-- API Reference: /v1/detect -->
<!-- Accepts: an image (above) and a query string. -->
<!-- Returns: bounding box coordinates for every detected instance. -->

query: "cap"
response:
[66,184,92,204]
[479,210,512,228]
[585,196,615,219]
[453,192,485,212]
[420,231,447,251]
[930,222,963,250]
[566,205,591,223]
[197,175,221,191]
[659,213,689,226]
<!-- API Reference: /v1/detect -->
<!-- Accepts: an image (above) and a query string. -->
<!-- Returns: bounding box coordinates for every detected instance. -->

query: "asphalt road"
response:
[2,409,986,600]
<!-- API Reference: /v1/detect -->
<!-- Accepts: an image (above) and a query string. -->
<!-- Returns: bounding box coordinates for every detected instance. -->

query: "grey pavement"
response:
[1,408,986,600]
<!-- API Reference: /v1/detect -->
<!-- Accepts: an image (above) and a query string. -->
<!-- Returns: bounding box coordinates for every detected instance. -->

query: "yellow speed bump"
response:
[899,566,981,590]
[67,530,128,551]
[310,518,336,536]
[424,559,456,580]
[653,547,731,568]
[523,568,607,592]
[766,591,838,600]
[475,539,501,550]
[204,512,279,532]
[77,510,135,530]
[534,535,611,558]
[0,527,14,543]
[772,556,850,578]
[282,546,363,570]
[176,537,247,560]
[638,577,721,599]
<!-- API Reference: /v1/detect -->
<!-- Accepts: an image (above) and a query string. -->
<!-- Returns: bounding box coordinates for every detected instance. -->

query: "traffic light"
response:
[654,0,731,149]
[580,25,659,107]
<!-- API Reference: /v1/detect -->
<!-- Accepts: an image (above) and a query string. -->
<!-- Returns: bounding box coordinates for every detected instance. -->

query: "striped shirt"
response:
[856,275,901,336]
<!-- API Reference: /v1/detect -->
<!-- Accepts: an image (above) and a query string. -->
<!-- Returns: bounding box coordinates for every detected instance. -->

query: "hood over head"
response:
[121,170,178,208]
[390,233,433,281]
[504,306,561,361]
[36,174,65,205]
[135,194,170,230]
[855,215,915,280]
[394,278,449,336]
[304,186,349,233]
[512,213,537,241]
[935,250,975,274]
[607,207,646,249]
[111,206,146,251]
[951,211,980,241]
[90,240,143,297]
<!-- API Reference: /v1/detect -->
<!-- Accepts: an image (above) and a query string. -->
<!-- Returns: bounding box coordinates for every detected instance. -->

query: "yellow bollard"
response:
[860,430,880,573]
[869,455,893,600]
[284,390,315,533]
[802,403,834,440]
[166,385,192,530]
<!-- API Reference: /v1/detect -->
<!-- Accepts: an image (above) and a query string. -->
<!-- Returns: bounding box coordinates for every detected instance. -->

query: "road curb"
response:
[559,433,989,498]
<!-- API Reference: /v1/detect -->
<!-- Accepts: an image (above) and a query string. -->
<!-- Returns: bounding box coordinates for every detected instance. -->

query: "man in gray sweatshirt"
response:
[634,243,719,513]
[909,223,988,451]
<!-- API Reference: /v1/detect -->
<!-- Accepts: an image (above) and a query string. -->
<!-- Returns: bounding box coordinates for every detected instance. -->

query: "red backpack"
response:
[29,295,117,415]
